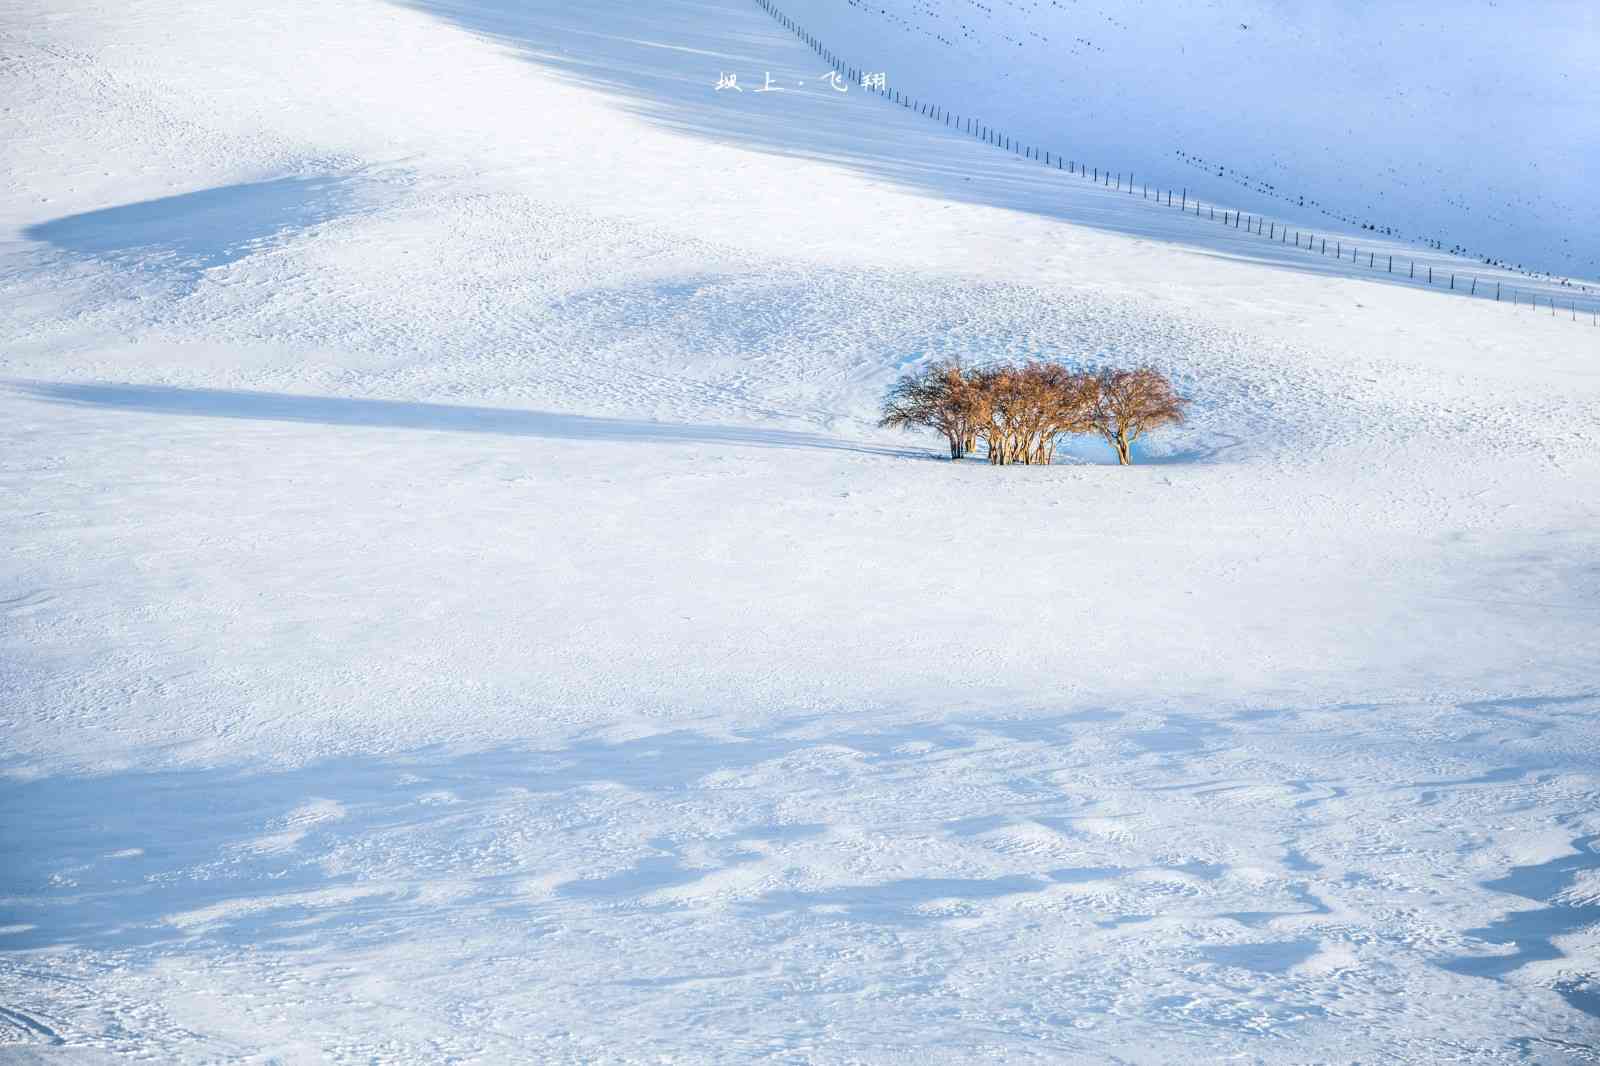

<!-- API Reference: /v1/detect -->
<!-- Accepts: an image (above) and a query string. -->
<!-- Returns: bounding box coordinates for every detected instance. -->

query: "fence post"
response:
[1496,281,1500,301]
[1181,188,1187,210]
[1388,255,1393,273]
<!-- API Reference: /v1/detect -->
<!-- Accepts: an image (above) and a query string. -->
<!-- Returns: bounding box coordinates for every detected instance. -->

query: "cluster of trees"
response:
[880,360,1186,465]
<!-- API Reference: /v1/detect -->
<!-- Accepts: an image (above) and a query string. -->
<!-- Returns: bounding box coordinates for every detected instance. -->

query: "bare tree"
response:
[1025,361,1098,464]
[881,360,1182,467]
[879,360,980,459]
[1089,367,1187,465]
[970,362,1096,465]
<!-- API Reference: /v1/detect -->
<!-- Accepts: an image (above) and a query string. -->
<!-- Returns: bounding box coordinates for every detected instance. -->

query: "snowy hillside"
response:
[792,0,1600,279]
[2,0,1599,1062]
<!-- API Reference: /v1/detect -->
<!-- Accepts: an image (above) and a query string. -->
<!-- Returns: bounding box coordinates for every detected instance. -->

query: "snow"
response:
[2,0,1599,1061]
[790,0,1600,280]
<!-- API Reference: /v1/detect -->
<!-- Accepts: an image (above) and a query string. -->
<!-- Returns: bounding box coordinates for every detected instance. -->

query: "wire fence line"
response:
[752,0,1600,328]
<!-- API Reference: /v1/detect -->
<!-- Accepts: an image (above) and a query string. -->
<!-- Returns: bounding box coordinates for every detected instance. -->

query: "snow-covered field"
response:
[2,0,1598,1061]
[791,0,1600,279]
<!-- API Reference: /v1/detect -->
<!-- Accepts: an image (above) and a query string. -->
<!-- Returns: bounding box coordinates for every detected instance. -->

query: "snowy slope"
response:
[3,0,1600,1062]
[790,0,1600,279]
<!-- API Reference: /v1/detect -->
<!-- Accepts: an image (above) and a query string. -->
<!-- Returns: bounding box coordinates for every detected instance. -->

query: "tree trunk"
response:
[1114,432,1132,465]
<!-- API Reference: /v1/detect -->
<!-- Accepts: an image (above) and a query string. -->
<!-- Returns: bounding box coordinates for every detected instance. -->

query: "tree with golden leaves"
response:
[1089,367,1187,465]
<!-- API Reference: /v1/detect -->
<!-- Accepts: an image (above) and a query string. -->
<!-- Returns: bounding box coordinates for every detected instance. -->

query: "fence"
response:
[752,0,1599,327]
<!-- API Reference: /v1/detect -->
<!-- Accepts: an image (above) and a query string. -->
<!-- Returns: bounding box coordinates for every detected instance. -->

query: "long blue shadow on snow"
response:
[0,735,810,955]
[0,716,1019,954]
[1443,834,1600,1020]
[4,713,1592,1025]
[389,0,1598,310]
[22,176,364,270]
[385,0,1251,241]
[15,382,924,459]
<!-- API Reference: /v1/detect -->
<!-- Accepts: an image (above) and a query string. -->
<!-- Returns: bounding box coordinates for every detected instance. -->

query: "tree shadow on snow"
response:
[14,382,925,459]
[17,381,1216,464]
